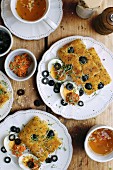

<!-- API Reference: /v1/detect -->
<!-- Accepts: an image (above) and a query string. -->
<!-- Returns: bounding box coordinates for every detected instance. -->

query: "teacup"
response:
[10,0,57,29]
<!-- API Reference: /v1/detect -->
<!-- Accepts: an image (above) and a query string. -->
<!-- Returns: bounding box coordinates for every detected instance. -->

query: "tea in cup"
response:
[10,0,57,29]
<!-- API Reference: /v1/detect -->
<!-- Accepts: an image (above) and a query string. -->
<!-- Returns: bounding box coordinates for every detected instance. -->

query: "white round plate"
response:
[1,0,63,40]
[0,71,13,121]
[37,36,113,120]
[0,109,72,170]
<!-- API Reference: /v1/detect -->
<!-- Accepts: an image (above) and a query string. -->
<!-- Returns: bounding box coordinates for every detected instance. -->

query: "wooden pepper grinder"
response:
[94,7,113,35]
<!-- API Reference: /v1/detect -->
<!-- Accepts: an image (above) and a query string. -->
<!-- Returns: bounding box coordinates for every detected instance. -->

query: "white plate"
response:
[36,36,113,120]
[1,0,63,40]
[0,71,13,120]
[0,109,72,170]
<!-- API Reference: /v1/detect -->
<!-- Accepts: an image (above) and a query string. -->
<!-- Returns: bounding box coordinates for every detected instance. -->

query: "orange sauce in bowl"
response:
[16,0,47,21]
[88,128,113,155]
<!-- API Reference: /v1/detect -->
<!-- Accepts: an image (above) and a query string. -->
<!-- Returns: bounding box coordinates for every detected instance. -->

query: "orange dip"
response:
[88,128,113,155]
[9,53,32,77]
[66,92,79,105]
[50,65,66,81]
[12,144,26,157]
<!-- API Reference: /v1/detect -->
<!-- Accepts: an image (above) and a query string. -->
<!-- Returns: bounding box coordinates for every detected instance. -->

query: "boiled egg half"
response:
[60,81,80,105]
[48,59,66,82]
[4,134,16,156]
[19,153,40,170]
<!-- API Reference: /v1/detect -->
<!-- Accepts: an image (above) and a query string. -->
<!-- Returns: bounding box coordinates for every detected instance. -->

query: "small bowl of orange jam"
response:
[84,125,113,162]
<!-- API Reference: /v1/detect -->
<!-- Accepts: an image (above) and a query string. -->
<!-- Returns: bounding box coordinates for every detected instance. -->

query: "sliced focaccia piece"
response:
[83,67,111,95]
[19,117,62,162]
[0,83,10,108]
[88,47,104,68]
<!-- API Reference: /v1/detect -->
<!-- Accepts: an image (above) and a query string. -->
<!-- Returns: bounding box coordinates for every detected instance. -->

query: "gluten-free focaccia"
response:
[19,117,62,162]
[57,39,111,95]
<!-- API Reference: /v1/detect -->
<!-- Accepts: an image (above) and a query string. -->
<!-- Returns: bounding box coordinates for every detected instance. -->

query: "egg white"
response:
[60,81,79,102]
[4,134,17,156]
[48,59,66,82]
[19,153,39,170]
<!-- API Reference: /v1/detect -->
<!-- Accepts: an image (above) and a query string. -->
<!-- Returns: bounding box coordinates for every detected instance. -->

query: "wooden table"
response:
[0,0,113,170]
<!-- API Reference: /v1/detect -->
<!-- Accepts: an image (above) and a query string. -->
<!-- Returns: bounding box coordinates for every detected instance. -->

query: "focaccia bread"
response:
[57,39,111,95]
[84,48,111,94]
[58,39,100,85]
[19,117,62,162]
[0,83,10,108]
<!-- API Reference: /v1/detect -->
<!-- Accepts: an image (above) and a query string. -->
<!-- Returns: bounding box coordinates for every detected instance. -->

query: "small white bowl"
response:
[10,0,50,24]
[0,26,13,57]
[84,125,113,162]
[5,49,37,81]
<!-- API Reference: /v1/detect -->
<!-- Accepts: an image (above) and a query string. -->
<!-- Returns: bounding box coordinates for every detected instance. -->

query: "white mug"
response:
[10,0,57,29]
[76,4,95,19]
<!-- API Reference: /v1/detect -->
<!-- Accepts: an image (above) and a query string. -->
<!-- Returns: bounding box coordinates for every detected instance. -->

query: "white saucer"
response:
[1,0,63,40]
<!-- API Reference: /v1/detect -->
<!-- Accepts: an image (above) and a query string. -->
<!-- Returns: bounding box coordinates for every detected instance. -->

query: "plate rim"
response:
[36,35,113,120]
[0,71,13,121]
[0,109,73,170]
[1,0,63,40]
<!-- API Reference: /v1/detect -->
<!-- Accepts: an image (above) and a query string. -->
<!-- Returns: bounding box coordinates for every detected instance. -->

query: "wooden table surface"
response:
[0,0,113,170]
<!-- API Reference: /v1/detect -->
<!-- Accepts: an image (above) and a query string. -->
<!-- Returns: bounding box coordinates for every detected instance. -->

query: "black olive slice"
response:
[79,56,88,64]
[42,78,49,85]
[9,134,15,141]
[79,88,84,96]
[17,89,25,96]
[47,130,55,138]
[98,82,104,89]
[48,80,55,86]
[34,99,42,106]
[54,63,61,70]
[10,126,17,132]
[27,161,34,168]
[66,83,73,90]
[82,75,89,82]
[53,83,61,93]
[16,127,20,133]
[42,70,49,77]
[61,99,68,106]
[54,83,61,89]
[31,134,38,141]
[4,157,11,163]
[45,157,52,163]
[68,47,74,53]
[85,83,92,90]
[1,146,7,153]
[51,155,58,162]
[78,101,84,106]
[53,87,60,93]
[15,138,21,145]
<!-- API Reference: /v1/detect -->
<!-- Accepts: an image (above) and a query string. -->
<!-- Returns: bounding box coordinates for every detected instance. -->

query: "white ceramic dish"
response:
[10,0,50,24]
[0,25,13,57]
[5,49,37,81]
[0,71,13,120]
[36,36,113,120]
[84,125,113,162]
[0,109,73,170]
[1,0,63,40]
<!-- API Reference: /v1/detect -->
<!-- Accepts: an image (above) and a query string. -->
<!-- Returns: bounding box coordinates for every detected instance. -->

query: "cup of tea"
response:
[10,0,57,29]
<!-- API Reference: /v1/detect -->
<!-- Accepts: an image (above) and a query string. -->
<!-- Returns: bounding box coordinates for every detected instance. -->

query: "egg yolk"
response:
[9,141,15,150]
[22,156,39,169]
[50,65,66,81]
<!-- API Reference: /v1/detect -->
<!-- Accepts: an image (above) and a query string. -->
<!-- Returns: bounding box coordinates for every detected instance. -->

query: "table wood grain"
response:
[0,0,113,170]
